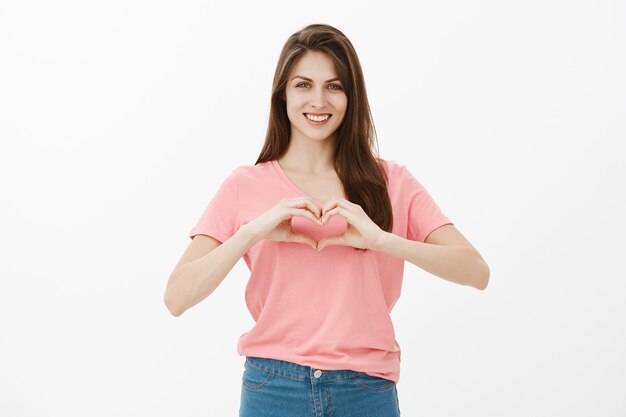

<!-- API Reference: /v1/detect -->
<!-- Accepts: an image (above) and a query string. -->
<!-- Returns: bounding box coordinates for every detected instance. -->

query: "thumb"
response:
[316,236,344,251]
[287,233,318,250]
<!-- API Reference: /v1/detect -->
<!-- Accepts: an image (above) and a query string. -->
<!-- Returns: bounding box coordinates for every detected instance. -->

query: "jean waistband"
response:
[245,356,364,382]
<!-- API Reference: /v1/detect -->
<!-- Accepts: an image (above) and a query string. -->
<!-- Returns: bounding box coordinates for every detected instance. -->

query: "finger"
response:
[321,196,348,217]
[291,197,322,219]
[321,200,337,218]
[321,206,349,224]
[291,208,323,226]
[307,201,322,220]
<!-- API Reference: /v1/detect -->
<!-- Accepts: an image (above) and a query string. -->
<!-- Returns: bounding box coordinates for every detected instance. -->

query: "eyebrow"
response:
[291,75,341,83]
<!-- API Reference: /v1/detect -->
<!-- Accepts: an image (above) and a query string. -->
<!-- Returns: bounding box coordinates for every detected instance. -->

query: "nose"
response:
[310,86,327,108]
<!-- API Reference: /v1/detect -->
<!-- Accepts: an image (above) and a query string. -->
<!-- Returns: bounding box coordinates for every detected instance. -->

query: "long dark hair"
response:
[255,23,393,233]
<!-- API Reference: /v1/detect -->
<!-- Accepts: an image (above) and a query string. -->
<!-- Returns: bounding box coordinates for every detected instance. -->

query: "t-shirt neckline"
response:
[271,159,326,204]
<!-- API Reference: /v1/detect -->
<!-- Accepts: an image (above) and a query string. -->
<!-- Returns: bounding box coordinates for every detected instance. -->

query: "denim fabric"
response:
[239,356,401,417]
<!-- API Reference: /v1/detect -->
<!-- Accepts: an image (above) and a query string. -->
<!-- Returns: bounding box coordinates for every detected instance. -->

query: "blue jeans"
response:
[239,356,401,417]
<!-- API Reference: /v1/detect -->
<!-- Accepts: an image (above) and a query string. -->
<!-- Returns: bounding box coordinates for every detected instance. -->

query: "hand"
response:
[316,196,387,251]
[245,197,322,249]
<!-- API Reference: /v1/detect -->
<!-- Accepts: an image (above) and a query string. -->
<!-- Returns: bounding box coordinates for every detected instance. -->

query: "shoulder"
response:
[223,161,270,178]
[225,161,277,188]
[375,157,410,181]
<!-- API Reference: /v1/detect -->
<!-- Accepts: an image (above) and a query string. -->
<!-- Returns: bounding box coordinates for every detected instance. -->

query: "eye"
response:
[295,82,343,90]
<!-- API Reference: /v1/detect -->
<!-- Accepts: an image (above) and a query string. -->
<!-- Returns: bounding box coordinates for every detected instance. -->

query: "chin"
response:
[306,128,337,140]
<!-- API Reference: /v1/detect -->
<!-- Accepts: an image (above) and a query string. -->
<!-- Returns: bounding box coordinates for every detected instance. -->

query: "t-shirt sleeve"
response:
[403,165,453,242]
[188,170,240,243]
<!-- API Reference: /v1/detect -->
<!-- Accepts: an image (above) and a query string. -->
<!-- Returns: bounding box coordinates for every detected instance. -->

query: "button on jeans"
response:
[239,356,401,417]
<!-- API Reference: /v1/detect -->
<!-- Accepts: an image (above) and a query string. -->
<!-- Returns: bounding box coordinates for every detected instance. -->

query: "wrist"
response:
[371,230,392,252]
[238,223,261,246]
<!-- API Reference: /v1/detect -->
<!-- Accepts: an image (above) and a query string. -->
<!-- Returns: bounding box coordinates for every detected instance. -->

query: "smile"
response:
[304,113,332,125]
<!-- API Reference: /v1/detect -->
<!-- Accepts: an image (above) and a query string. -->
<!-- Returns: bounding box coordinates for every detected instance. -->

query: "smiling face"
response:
[284,51,348,143]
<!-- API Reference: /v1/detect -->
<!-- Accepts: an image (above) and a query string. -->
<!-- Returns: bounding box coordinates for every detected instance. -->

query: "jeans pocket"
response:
[354,372,396,391]
[242,360,274,392]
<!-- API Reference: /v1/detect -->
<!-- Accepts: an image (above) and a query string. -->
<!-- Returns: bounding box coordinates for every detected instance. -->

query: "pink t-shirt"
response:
[188,158,453,384]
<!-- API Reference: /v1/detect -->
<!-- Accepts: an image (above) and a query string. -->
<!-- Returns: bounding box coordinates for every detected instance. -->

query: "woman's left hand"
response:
[316,196,387,251]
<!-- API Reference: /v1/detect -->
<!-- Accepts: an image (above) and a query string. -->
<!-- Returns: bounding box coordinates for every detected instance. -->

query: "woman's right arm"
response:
[164,197,321,317]
[163,224,258,317]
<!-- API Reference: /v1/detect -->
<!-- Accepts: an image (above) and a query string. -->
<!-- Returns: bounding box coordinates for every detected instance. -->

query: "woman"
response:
[164,23,489,417]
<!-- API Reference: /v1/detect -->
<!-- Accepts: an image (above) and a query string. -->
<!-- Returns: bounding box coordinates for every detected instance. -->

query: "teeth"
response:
[306,114,330,122]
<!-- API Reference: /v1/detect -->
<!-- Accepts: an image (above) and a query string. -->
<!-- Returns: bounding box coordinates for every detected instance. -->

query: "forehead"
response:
[290,51,338,79]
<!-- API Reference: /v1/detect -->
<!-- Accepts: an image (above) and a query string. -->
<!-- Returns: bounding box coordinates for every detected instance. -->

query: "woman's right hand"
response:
[244,197,322,249]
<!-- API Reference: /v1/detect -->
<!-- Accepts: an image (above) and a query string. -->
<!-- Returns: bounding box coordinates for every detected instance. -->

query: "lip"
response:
[303,113,332,125]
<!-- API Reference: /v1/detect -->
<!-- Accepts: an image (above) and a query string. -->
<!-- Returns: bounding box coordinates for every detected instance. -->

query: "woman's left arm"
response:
[373,224,490,290]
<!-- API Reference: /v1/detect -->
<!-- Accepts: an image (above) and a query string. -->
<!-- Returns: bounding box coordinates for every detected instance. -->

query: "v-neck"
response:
[271,159,344,204]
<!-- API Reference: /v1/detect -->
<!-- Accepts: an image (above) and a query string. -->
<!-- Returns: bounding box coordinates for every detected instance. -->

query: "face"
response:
[284,51,348,143]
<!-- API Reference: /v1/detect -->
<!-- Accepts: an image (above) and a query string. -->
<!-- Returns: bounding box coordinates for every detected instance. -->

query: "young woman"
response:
[164,23,489,417]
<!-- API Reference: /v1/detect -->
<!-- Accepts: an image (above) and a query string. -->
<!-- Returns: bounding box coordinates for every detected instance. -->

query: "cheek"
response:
[333,96,348,113]
[286,95,306,112]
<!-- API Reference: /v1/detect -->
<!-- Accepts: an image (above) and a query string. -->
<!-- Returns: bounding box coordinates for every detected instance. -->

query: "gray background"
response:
[1,0,624,415]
